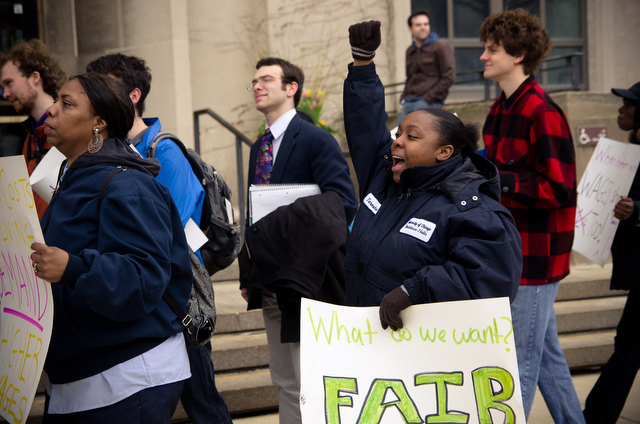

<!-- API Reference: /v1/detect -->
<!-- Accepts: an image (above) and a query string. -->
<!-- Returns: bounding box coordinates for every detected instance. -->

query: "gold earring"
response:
[88,128,103,153]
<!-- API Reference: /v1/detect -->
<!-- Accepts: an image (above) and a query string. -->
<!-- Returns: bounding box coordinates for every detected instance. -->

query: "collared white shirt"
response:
[46,333,190,414]
[266,108,297,165]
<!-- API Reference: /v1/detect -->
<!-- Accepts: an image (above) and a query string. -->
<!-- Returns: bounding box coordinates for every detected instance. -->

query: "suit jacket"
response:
[243,113,357,335]
[247,113,357,224]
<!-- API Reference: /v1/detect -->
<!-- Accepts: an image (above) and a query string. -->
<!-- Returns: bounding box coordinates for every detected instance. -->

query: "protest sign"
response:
[300,297,525,424]
[0,156,53,423]
[573,137,640,266]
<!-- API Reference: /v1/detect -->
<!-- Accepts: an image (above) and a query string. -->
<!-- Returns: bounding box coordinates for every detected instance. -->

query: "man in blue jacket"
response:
[86,54,232,424]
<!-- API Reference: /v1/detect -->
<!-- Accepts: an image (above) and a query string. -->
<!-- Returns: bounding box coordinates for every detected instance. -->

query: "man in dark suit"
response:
[240,57,357,424]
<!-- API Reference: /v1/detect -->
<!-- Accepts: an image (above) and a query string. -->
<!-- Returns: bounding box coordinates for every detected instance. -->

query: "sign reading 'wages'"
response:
[573,137,640,266]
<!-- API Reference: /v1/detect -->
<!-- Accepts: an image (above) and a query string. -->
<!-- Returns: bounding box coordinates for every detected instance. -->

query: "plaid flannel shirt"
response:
[483,76,576,285]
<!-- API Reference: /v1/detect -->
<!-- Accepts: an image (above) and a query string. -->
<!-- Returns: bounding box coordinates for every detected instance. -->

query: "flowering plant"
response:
[297,90,340,135]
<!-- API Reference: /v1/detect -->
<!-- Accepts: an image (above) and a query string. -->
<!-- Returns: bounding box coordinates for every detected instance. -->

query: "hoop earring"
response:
[88,128,103,154]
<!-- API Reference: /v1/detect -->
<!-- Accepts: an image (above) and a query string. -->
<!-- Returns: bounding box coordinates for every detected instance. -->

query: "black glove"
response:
[379,285,412,331]
[348,20,381,61]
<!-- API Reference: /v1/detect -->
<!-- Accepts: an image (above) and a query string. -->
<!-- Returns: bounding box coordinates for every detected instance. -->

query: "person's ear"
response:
[286,81,298,99]
[94,117,107,134]
[129,88,142,106]
[436,145,454,162]
[29,71,42,87]
[514,52,525,65]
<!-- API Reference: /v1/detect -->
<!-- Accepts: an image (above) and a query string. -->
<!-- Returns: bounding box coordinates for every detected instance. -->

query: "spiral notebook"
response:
[249,183,321,224]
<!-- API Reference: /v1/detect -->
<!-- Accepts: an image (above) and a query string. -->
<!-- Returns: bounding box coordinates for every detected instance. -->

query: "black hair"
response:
[71,73,134,140]
[408,9,430,27]
[255,57,304,107]
[86,53,152,117]
[417,108,479,157]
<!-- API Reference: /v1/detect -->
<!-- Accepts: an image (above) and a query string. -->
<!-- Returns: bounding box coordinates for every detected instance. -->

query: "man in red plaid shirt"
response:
[480,9,583,423]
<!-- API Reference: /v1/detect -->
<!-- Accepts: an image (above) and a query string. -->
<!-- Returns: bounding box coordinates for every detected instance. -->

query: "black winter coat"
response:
[610,136,640,290]
[343,62,522,307]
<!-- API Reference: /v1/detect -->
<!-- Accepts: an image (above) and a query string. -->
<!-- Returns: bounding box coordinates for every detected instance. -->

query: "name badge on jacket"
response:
[363,193,381,214]
[400,218,436,243]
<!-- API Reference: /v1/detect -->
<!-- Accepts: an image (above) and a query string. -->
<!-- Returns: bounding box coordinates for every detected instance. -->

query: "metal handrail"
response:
[386,51,585,100]
[193,108,253,231]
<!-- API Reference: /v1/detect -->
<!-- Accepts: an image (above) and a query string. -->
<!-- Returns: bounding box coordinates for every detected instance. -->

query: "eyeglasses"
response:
[247,76,281,91]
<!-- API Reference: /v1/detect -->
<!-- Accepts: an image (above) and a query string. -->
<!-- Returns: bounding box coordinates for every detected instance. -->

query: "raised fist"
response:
[348,20,381,60]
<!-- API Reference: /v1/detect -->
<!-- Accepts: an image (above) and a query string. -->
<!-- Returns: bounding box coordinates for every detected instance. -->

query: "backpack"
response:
[148,132,241,276]
[99,166,216,348]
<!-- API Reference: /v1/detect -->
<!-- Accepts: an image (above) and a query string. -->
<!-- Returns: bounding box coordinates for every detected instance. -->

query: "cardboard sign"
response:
[300,297,525,424]
[0,156,53,423]
[573,137,640,266]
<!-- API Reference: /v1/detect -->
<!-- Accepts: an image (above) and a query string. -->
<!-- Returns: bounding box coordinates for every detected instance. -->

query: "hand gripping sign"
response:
[0,156,53,424]
[300,297,525,424]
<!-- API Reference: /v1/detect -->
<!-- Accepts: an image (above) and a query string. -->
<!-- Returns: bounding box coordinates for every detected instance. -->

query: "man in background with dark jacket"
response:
[397,9,455,125]
[1,39,66,218]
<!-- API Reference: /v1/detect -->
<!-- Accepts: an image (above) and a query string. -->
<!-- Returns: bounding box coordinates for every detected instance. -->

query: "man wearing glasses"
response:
[240,57,357,424]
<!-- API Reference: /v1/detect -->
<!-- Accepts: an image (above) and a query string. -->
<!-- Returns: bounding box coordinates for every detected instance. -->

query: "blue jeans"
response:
[43,380,184,424]
[397,98,443,126]
[180,341,233,424]
[511,283,585,423]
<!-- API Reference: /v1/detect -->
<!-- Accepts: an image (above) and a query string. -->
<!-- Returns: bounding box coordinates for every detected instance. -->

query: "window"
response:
[409,0,586,99]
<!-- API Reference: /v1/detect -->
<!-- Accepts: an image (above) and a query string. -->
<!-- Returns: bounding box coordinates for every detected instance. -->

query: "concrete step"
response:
[560,330,616,369]
[211,331,269,371]
[169,368,277,422]
[216,369,278,414]
[557,264,618,301]
[555,295,626,334]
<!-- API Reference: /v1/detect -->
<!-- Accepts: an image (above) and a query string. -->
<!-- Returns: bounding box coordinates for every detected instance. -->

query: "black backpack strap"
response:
[97,164,196,335]
[146,132,211,232]
[98,167,126,209]
[162,289,196,334]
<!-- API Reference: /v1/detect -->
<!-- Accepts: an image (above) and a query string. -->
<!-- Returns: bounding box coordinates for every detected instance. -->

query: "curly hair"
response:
[86,53,152,117]
[0,39,66,98]
[479,8,551,76]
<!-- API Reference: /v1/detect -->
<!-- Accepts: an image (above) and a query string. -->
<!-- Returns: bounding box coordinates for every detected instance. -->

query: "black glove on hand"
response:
[348,20,381,61]
[379,285,412,331]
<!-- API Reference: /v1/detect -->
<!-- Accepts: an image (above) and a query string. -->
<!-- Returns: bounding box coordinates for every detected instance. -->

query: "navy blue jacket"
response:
[42,138,192,384]
[243,112,358,312]
[247,113,358,224]
[343,63,522,307]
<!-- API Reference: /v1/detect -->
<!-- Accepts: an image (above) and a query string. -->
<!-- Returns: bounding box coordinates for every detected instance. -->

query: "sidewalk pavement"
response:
[233,369,640,423]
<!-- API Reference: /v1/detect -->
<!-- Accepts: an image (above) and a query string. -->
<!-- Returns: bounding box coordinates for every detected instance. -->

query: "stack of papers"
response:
[249,184,321,224]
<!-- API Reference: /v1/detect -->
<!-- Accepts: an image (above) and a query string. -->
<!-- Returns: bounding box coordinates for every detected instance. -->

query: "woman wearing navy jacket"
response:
[30,73,192,423]
[344,21,522,331]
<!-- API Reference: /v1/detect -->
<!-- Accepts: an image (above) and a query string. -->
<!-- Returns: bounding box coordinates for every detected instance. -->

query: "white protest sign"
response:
[573,137,640,266]
[0,156,53,423]
[300,297,525,424]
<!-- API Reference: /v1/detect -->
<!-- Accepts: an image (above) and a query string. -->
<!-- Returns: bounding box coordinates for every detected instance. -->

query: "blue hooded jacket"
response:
[343,62,522,307]
[41,137,192,384]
